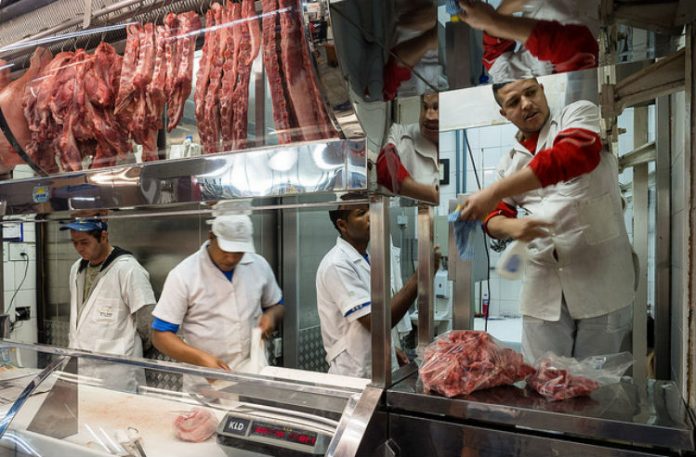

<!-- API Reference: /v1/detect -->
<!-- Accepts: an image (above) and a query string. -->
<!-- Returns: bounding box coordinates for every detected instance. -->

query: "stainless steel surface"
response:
[0,139,367,217]
[369,196,391,387]
[387,374,696,451]
[297,326,328,373]
[416,206,434,351]
[281,206,300,369]
[389,413,669,457]
[0,354,67,438]
[326,385,383,457]
[654,95,672,382]
[618,141,656,171]
[26,357,77,439]
[450,195,474,330]
[631,106,649,384]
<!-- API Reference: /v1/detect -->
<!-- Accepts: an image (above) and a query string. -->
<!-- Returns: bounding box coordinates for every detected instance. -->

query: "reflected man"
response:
[376,92,440,203]
[458,0,598,82]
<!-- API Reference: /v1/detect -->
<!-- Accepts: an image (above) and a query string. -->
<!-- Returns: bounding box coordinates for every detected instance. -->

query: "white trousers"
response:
[521,300,632,363]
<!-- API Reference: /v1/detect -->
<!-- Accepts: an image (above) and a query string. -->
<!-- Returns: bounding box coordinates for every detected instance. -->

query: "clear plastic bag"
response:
[528,352,633,401]
[235,327,268,374]
[419,330,535,398]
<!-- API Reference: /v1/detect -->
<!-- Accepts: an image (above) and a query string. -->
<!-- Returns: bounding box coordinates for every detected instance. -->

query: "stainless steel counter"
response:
[387,372,695,453]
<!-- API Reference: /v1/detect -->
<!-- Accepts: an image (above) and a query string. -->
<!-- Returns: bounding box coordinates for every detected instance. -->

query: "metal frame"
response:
[369,195,391,387]
[416,206,434,351]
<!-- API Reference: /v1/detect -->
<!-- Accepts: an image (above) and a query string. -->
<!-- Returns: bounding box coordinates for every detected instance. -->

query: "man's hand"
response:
[508,217,552,242]
[197,352,230,371]
[459,187,500,221]
[396,348,410,366]
[258,313,276,340]
[458,1,498,31]
[497,0,527,15]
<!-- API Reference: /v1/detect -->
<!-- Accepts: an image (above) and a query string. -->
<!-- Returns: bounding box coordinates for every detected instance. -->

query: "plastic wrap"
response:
[528,352,633,401]
[419,330,535,398]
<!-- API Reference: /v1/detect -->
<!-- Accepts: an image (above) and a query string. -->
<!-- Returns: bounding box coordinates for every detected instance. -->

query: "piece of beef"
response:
[202,3,224,152]
[195,7,216,149]
[167,11,201,132]
[528,359,600,401]
[219,0,239,150]
[114,23,141,114]
[2,47,53,173]
[174,408,218,443]
[278,0,334,141]
[229,0,255,150]
[0,60,11,90]
[261,0,296,144]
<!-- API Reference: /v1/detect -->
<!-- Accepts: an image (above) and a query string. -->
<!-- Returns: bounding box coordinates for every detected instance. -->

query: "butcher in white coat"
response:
[65,219,155,392]
[151,214,284,388]
[459,78,635,362]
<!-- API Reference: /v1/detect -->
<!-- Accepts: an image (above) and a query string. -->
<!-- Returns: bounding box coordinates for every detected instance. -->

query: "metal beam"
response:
[370,195,391,387]
[632,107,649,386]
[417,206,434,350]
[619,141,656,171]
[614,1,682,35]
[614,49,686,113]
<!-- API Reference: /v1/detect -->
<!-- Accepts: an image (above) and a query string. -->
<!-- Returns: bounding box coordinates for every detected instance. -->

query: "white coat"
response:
[495,100,636,321]
[488,0,600,82]
[316,238,399,378]
[387,123,439,187]
[153,242,282,386]
[69,248,155,392]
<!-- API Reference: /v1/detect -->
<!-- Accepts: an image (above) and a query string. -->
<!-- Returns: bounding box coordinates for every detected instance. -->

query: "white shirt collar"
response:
[335,237,368,264]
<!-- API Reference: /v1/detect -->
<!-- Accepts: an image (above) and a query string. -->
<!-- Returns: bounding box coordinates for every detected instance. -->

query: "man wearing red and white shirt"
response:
[459,78,636,362]
[458,0,598,83]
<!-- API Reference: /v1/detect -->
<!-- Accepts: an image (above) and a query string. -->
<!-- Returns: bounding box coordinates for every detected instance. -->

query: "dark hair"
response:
[329,209,351,234]
[492,78,540,106]
[85,229,106,240]
[491,82,513,106]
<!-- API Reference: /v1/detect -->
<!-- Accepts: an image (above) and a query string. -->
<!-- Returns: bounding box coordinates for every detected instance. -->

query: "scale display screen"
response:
[250,421,318,446]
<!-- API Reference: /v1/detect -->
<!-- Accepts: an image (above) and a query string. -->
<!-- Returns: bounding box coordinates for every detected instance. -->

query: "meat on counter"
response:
[419,330,535,398]
[174,407,219,442]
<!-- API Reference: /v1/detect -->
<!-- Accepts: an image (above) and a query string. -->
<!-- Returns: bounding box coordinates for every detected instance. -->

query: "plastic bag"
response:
[236,328,268,374]
[447,207,479,262]
[419,330,535,398]
[528,352,633,401]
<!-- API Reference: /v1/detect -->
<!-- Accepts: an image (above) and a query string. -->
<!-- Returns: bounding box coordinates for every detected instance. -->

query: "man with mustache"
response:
[376,92,440,203]
[459,78,636,362]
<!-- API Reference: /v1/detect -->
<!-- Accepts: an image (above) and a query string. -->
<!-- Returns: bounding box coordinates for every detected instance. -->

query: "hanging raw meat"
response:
[218,0,239,150]
[167,11,201,131]
[202,2,224,153]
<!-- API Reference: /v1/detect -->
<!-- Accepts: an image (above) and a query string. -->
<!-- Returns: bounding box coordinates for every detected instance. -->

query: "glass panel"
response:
[0,0,340,179]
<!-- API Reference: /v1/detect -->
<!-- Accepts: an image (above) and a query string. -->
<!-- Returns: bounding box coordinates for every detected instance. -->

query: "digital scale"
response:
[216,408,334,456]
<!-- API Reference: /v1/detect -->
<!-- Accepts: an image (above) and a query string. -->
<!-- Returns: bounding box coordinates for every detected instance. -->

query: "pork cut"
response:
[174,408,218,442]
[419,330,535,398]
[167,11,201,131]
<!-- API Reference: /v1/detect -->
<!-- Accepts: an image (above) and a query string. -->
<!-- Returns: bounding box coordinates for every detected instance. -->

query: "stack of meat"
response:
[23,44,128,172]
[419,331,535,398]
[115,12,201,161]
[195,0,261,152]
[527,357,600,401]
[261,0,334,144]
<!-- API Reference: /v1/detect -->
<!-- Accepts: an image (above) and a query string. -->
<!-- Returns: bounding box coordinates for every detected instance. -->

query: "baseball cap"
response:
[208,214,255,253]
[60,219,108,232]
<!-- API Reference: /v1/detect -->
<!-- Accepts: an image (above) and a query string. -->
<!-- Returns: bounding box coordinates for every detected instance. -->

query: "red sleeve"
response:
[482,32,516,71]
[528,128,602,188]
[524,21,598,72]
[376,143,411,192]
[482,201,517,237]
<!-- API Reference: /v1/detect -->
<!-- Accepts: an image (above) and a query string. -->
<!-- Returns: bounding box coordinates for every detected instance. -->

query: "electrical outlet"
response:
[15,307,30,321]
[8,244,33,261]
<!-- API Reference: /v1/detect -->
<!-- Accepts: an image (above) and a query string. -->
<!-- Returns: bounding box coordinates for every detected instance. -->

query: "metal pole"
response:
[632,107,649,385]
[417,205,434,351]
[369,195,391,387]
[449,195,474,330]
[654,95,672,381]
[281,206,299,368]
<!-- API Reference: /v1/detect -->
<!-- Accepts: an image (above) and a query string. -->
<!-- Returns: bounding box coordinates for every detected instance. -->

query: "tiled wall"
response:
[3,165,39,365]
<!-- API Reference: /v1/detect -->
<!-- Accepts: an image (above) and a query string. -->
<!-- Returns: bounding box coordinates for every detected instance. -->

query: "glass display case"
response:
[0,341,379,457]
